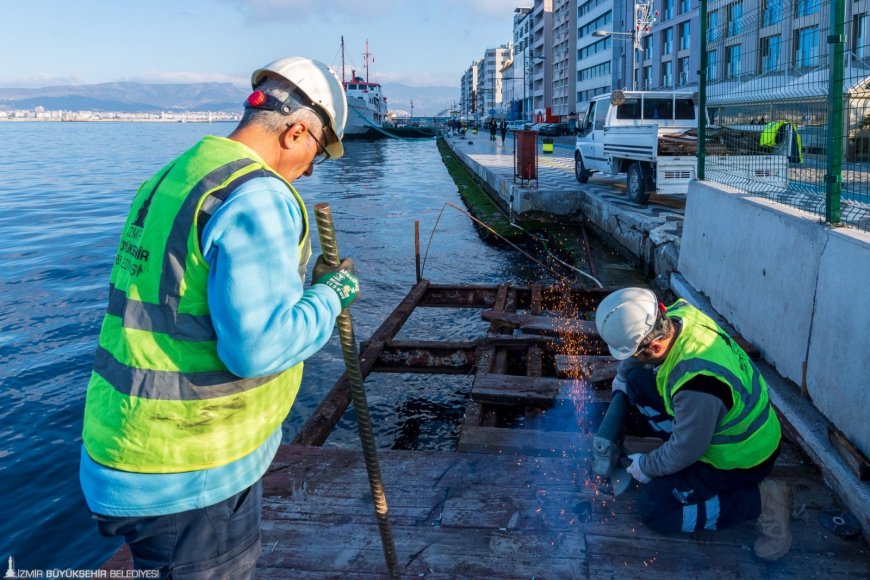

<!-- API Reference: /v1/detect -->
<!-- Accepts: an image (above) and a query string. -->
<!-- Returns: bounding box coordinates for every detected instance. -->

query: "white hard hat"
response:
[252,56,347,159]
[594,288,659,360]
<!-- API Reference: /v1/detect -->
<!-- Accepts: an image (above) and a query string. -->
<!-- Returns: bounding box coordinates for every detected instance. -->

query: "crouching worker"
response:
[79,57,358,578]
[594,288,792,561]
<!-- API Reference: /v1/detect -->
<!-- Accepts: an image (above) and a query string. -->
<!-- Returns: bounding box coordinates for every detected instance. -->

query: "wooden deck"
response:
[101,281,870,577]
[249,441,868,579]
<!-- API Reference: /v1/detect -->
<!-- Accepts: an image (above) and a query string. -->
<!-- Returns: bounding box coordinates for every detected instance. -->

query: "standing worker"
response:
[489,118,497,141]
[79,56,359,578]
[499,119,508,143]
[593,288,792,561]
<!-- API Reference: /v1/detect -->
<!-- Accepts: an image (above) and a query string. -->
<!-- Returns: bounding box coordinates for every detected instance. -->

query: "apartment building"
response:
[576,0,617,117]
[552,0,579,120]
[532,0,555,121]
[460,61,479,119]
[506,6,534,121]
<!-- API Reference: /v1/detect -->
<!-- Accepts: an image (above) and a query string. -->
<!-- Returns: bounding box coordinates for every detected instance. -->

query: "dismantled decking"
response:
[102,281,870,577]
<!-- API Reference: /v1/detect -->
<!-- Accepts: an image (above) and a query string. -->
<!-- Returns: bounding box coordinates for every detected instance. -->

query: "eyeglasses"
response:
[287,123,330,165]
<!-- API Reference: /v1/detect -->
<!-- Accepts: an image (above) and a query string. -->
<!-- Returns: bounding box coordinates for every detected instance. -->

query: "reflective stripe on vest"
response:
[83,136,311,473]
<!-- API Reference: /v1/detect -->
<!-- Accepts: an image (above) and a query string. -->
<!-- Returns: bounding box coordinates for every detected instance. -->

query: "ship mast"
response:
[341,36,346,84]
[363,39,373,83]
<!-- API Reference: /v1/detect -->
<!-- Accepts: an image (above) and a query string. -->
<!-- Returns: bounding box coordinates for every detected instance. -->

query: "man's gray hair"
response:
[637,311,673,350]
[239,77,322,133]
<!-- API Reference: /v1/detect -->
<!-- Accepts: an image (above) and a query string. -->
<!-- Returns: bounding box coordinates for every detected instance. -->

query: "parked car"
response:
[539,122,572,136]
[529,123,550,132]
[506,120,529,131]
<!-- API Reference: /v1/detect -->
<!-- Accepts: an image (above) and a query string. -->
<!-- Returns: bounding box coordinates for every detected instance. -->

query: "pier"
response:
[102,280,870,577]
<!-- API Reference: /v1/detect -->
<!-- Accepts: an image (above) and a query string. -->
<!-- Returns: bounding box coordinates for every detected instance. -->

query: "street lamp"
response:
[593,29,637,90]
[592,0,657,91]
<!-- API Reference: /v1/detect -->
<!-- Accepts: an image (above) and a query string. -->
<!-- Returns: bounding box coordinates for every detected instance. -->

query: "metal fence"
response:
[700,0,870,231]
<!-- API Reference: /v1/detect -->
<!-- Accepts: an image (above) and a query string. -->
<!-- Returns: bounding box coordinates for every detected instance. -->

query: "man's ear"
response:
[282,122,307,150]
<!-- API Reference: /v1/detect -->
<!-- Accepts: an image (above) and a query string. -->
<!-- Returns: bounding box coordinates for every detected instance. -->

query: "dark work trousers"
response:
[626,366,778,534]
[95,480,262,579]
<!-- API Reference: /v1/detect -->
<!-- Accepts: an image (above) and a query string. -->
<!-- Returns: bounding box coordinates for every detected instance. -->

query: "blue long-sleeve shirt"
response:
[80,171,340,516]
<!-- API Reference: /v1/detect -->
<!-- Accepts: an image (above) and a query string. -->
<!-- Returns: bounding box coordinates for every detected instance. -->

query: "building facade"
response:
[532,0,555,121]
[552,0,579,120]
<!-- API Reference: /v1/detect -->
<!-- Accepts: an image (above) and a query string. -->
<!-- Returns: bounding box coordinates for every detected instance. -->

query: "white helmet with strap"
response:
[594,288,659,360]
[251,56,347,159]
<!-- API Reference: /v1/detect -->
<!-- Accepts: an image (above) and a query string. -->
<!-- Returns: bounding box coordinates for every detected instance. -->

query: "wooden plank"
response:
[457,427,663,457]
[472,374,563,407]
[257,520,588,578]
[481,309,602,340]
[293,279,430,446]
[829,426,870,480]
[530,283,543,315]
[555,354,619,385]
[526,345,543,377]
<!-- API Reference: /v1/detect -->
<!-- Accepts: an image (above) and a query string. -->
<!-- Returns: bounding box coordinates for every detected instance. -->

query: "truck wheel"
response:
[575,153,591,183]
[627,163,651,204]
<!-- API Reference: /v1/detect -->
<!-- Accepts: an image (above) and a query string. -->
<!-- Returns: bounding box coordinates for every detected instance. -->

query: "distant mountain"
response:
[380,82,460,117]
[0,82,249,113]
[0,81,460,117]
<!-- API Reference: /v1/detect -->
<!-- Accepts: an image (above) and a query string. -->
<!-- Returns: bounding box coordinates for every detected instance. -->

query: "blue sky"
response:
[1,0,529,89]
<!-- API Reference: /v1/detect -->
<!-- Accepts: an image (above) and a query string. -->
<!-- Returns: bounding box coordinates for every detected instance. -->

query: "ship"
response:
[339,37,435,140]
[341,38,388,139]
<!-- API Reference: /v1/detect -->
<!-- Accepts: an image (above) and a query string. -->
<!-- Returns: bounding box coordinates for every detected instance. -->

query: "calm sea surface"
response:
[0,122,560,570]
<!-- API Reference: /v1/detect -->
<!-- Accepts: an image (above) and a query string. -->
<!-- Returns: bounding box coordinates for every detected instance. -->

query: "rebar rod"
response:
[313,203,400,579]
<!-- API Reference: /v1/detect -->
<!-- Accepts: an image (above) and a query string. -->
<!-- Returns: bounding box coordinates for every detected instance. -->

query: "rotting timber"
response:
[102,280,870,577]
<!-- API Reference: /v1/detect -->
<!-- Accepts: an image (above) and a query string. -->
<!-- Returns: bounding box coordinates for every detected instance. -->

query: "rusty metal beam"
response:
[418,283,612,311]
[293,279,431,446]
[366,340,476,374]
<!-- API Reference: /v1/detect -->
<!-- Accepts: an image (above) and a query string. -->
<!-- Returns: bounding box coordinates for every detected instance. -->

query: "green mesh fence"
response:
[702,0,870,231]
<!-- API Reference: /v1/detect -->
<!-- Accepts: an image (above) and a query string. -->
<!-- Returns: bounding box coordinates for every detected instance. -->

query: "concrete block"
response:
[679,181,825,384]
[807,226,870,457]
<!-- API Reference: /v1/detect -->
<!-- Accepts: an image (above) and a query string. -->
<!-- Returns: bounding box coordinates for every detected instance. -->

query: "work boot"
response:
[754,479,792,561]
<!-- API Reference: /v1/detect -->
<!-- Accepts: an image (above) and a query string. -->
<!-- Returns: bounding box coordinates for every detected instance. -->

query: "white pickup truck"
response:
[574,90,790,204]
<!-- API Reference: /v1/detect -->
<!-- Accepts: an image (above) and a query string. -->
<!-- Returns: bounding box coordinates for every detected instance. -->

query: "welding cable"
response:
[421,201,603,288]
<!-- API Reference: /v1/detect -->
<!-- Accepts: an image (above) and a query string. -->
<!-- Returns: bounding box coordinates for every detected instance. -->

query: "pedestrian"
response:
[79,56,358,578]
[500,119,508,143]
[489,118,497,141]
[594,288,791,561]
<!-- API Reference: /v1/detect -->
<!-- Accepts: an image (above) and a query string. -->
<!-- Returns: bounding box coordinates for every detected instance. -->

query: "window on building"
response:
[662,60,674,87]
[679,57,691,85]
[680,0,691,14]
[726,44,741,77]
[794,0,820,18]
[794,26,819,67]
[707,49,718,80]
[762,0,782,26]
[760,35,781,72]
[643,33,654,55]
[852,13,868,61]
[680,21,691,50]
[644,65,653,89]
[663,0,674,20]
[707,10,719,42]
[663,28,674,55]
[727,1,743,36]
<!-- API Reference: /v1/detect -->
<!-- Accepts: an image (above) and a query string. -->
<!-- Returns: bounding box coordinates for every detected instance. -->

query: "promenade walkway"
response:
[441,129,686,284]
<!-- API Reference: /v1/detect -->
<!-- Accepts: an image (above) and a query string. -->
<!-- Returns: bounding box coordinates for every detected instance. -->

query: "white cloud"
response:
[215,0,394,22]
[215,0,529,23]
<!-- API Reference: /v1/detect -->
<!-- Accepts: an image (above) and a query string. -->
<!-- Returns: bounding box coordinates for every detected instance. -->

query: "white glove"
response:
[627,453,651,483]
[612,375,628,395]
